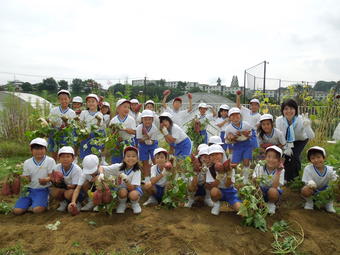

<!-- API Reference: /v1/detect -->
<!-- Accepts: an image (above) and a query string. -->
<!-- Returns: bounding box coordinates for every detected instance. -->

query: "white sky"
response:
[0,0,339,89]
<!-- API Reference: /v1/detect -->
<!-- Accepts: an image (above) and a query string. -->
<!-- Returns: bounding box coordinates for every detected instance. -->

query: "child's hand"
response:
[39,178,50,185]
[241,130,251,137]
[67,184,75,190]
[119,173,128,183]
[125,128,135,134]
[307,180,317,189]
[227,133,235,141]
[236,131,241,136]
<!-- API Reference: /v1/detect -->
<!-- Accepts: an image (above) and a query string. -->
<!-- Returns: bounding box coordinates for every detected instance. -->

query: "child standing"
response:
[185,147,214,208]
[205,144,242,215]
[257,114,286,158]
[50,146,83,212]
[143,148,171,206]
[196,103,217,144]
[68,154,100,212]
[79,94,104,159]
[48,90,76,160]
[216,104,230,151]
[129,99,142,125]
[101,102,111,128]
[301,146,337,213]
[224,107,253,184]
[159,112,192,158]
[144,100,160,128]
[98,146,142,214]
[72,96,83,116]
[136,110,159,183]
[109,99,136,163]
[253,146,285,214]
[13,138,56,215]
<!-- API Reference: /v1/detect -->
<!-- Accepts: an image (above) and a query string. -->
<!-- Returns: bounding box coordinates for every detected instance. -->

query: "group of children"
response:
[12,89,338,216]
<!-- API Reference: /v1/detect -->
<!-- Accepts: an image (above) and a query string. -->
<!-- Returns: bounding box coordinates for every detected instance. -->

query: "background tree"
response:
[58,80,69,90]
[21,82,33,92]
[42,77,58,92]
[71,78,83,94]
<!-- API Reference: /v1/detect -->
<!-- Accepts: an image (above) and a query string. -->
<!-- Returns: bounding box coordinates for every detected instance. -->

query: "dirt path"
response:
[0,188,339,255]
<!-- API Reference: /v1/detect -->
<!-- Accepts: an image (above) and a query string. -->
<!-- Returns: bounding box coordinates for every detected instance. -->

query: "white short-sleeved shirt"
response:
[215,117,229,131]
[54,163,82,186]
[252,164,285,188]
[49,106,76,128]
[103,114,110,128]
[171,124,189,144]
[197,114,213,125]
[224,121,252,138]
[206,167,235,189]
[150,164,167,187]
[79,110,104,129]
[275,115,309,141]
[241,106,261,129]
[77,173,95,186]
[302,164,337,189]
[257,128,286,146]
[22,156,56,189]
[129,111,141,126]
[165,108,190,128]
[136,124,159,141]
[102,163,141,186]
[109,115,136,141]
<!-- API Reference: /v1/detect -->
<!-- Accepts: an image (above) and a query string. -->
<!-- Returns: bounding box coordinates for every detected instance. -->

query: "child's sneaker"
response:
[57,200,68,212]
[143,196,158,206]
[184,197,195,208]
[211,201,221,215]
[204,197,214,207]
[267,202,276,214]
[81,199,94,211]
[325,201,336,213]
[116,200,127,214]
[93,206,99,212]
[304,198,314,210]
[131,201,142,214]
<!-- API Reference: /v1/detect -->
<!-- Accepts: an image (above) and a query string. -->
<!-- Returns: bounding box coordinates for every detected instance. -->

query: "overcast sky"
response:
[0,0,339,89]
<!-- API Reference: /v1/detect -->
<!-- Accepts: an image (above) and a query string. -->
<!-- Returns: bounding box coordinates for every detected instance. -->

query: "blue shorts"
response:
[231,139,253,163]
[220,131,233,151]
[200,130,208,144]
[250,129,258,149]
[195,184,206,197]
[111,139,135,163]
[154,184,165,202]
[118,185,143,196]
[14,188,49,209]
[220,187,242,205]
[139,141,158,161]
[260,186,283,202]
[174,138,192,158]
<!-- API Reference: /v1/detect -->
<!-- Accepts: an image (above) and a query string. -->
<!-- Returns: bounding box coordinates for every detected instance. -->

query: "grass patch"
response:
[0,156,28,181]
[0,141,30,158]
[0,244,26,255]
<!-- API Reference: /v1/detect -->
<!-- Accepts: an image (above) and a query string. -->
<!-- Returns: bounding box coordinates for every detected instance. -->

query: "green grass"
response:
[0,244,26,255]
[0,156,28,180]
[0,141,31,158]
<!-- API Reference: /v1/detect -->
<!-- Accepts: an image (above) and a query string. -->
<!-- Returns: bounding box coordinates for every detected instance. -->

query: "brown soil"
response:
[0,188,339,255]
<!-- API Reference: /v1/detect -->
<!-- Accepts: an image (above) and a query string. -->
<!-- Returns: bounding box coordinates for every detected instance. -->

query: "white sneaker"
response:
[325,201,336,213]
[81,199,94,211]
[143,196,158,206]
[204,198,214,207]
[57,200,68,212]
[131,202,142,214]
[93,205,99,212]
[116,202,127,214]
[267,202,276,214]
[211,201,221,215]
[184,197,195,208]
[304,198,314,210]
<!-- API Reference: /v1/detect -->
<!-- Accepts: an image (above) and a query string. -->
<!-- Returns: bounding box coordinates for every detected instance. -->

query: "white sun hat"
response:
[116,98,130,108]
[72,96,83,103]
[208,144,225,155]
[307,146,326,158]
[198,147,209,157]
[58,146,75,155]
[219,104,230,111]
[208,136,224,145]
[159,112,173,119]
[30,138,48,148]
[130,99,139,104]
[228,107,241,117]
[102,102,110,108]
[86,94,99,102]
[153,147,168,157]
[266,145,283,157]
[141,109,154,118]
[198,103,208,108]
[145,100,155,105]
[82,154,99,174]
[250,98,260,104]
[197,144,209,151]
[260,114,273,122]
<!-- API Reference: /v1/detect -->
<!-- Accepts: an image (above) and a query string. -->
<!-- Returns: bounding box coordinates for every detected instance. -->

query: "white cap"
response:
[198,103,208,108]
[82,154,99,174]
[116,98,130,107]
[58,146,75,155]
[197,144,209,151]
[86,94,99,102]
[130,99,139,104]
[307,146,326,158]
[30,138,48,148]
[266,145,283,157]
[228,107,241,117]
[208,144,225,155]
[72,96,83,103]
[208,136,224,145]
[250,98,260,104]
[159,112,172,119]
[260,114,273,122]
[219,104,230,111]
[102,102,110,108]
[145,100,155,105]
[57,89,71,97]
[198,147,209,157]
[141,109,154,118]
[153,147,168,157]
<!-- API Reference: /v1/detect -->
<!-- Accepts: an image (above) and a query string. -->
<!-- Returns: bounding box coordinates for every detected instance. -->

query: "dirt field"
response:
[0,188,339,255]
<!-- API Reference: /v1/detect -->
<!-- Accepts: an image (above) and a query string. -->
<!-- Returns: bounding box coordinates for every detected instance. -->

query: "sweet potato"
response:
[236,90,242,95]
[102,187,112,204]
[93,189,103,205]
[191,154,201,172]
[135,103,142,112]
[69,203,79,216]
[1,183,12,196]
[223,160,231,172]
[51,171,64,183]
[187,93,192,99]
[214,162,224,173]
[164,162,172,170]
[163,90,171,96]
[11,177,21,195]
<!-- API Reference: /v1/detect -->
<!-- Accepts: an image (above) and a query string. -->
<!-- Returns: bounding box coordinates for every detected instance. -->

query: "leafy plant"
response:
[185,117,208,152]
[0,201,12,215]
[313,179,340,209]
[0,244,26,255]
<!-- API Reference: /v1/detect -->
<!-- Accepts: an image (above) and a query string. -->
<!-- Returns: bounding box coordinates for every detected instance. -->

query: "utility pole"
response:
[263,60,267,94]
[144,76,147,103]
[243,70,246,104]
